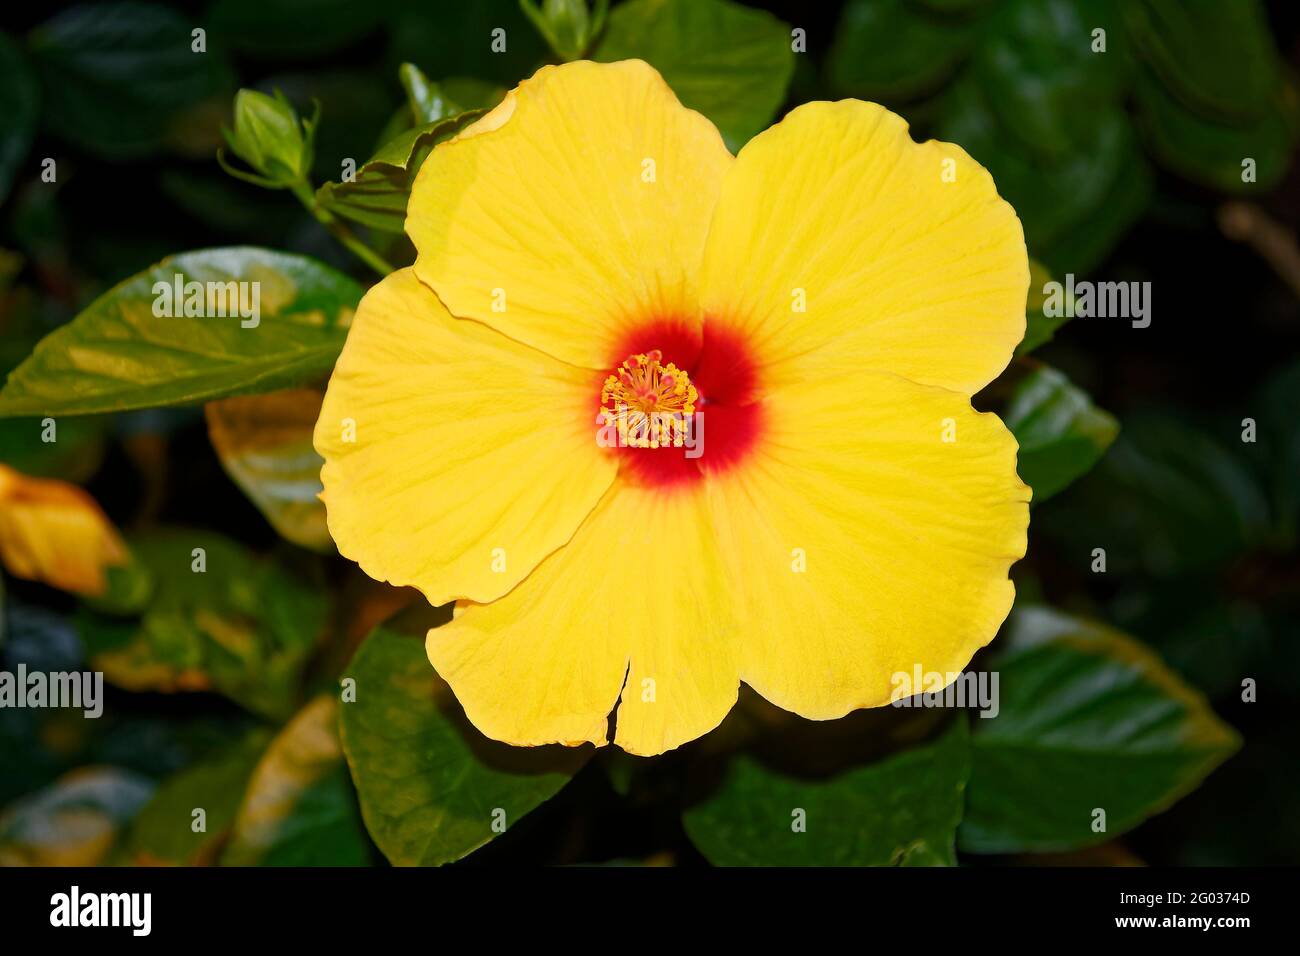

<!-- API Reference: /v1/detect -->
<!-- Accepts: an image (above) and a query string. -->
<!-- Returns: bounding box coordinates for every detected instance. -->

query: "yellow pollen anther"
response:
[599,350,698,449]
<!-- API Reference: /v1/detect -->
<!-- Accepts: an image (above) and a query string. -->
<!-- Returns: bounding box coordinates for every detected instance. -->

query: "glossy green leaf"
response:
[1136,721,1300,866]
[120,729,272,865]
[1134,68,1293,192]
[1038,412,1272,577]
[939,78,1150,275]
[399,63,459,125]
[224,696,369,866]
[520,0,608,60]
[77,529,327,720]
[1108,583,1275,701]
[0,32,38,204]
[1123,0,1280,123]
[373,71,503,152]
[29,2,231,157]
[959,606,1240,853]
[973,0,1128,161]
[205,388,330,553]
[826,0,975,101]
[1004,364,1118,503]
[0,248,361,418]
[439,77,506,112]
[339,619,590,866]
[682,719,969,866]
[316,110,486,233]
[594,0,794,151]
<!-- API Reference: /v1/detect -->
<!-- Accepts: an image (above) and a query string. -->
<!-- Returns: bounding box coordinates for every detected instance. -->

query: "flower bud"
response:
[221,89,316,188]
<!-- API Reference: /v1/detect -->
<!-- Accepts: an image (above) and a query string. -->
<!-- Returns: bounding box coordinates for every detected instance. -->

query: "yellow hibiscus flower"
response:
[314,59,1031,757]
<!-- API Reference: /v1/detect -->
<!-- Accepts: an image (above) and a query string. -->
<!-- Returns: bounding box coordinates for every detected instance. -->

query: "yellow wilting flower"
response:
[0,464,128,597]
[314,60,1031,756]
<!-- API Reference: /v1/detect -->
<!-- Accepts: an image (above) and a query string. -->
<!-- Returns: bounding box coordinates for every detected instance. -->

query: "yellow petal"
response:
[314,269,617,605]
[408,59,733,369]
[707,370,1030,719]
[0,464,128,596]
[427,481,740,757]
[424,369,1025,754]
[698,100,1029,395]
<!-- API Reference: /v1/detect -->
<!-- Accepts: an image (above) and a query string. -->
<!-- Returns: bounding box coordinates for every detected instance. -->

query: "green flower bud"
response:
[220,89,317,188]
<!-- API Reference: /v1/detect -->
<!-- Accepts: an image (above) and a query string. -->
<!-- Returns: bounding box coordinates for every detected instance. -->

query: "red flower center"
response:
[597,319,764,488]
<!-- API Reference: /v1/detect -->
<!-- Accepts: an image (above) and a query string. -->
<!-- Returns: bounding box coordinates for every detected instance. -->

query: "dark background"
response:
[1,0,1297,866]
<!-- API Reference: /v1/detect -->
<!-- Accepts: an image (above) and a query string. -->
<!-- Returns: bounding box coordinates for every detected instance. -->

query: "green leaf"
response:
[339,619,589,866]
[1108,583,1275,701]
[224,696,369,866]
[0,767,154,866]
[0,32,38,204]
[0,248,361,418]
[1016,260,1070,355]
[682,719,970,866]
[316,110,486,233]
[120,729,272,865]
[1038,412,1272,577]
[1138,721,1300,866]
[520,0,608,61]
[959,606,1240,854]
[205,388,330,553]
[29,2,231,158]
[827,0,977,102]
[439,77,507,112]
[973,0,1128,162]
[594,0,795,151]
[939,77,1150,275]
[1004,364,1118,503]
[1123,0,1280,123]
[398,63,459,125]
[77,529,327,720]
[1036,149,1151,278]
[1134,67,1293,192]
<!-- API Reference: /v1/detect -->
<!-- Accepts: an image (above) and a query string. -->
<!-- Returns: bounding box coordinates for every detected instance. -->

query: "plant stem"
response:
[290,181,394,278]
